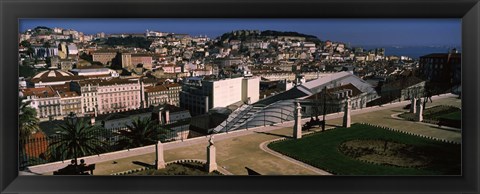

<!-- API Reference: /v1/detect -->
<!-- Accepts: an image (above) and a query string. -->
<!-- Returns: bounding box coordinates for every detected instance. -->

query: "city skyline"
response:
[18,18,462,176]
[20,19,461,47]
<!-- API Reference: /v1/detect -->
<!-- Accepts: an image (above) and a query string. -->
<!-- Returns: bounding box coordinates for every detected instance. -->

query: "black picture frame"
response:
[1,0,479,193]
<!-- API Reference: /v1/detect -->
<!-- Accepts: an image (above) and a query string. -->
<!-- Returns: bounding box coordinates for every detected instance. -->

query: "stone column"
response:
[155,141,166,169]
[410,97,416,113]
[343,96,351,128]
[293,102,302,139]
[416,98,423,122]
[206,136,217,173]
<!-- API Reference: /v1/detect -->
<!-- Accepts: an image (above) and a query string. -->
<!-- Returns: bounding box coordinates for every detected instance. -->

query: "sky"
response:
[20,19,461,47]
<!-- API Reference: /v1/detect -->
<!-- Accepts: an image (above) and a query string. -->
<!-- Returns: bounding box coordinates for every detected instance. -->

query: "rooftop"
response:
[22,86,57,98]
[77,78,139,86]
[30,70,86,83]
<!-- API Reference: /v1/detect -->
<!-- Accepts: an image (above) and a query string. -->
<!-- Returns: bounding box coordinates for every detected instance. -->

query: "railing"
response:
[19,122,187,170]
[211,104,250,133]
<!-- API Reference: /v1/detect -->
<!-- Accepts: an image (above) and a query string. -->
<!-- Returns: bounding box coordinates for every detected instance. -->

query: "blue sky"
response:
[20,19,461,47]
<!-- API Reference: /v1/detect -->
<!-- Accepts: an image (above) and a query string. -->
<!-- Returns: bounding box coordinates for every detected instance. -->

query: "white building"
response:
[204,76,259,108]
[67,44,78,55]
[180,76,260,116]
[21,86,62,119]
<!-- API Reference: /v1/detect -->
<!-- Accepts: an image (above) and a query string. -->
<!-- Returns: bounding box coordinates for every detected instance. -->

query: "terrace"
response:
[23,94,460,175]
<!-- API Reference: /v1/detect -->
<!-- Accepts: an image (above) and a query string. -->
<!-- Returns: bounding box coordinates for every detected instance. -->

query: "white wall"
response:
[242,77,260,104]
[210,77,243,108]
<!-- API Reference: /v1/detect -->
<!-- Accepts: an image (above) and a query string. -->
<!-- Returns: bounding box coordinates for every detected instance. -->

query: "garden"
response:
[268,123,460,175]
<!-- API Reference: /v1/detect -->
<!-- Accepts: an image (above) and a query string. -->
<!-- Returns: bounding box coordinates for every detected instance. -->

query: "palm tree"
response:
[47,116,108,164]
[19,97,40,141]
[19,97,40,168]
[115,117,168,150]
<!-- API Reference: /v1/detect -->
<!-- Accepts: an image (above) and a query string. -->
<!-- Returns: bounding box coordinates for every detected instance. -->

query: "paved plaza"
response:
[41,94,461,175]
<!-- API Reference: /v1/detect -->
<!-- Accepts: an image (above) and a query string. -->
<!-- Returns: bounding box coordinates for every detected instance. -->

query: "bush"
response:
[126,161,223,176]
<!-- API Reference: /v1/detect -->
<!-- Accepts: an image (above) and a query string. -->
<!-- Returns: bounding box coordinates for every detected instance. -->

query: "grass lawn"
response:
[126,161,223,175]
[268,123,460,175]
[438,111,461,121]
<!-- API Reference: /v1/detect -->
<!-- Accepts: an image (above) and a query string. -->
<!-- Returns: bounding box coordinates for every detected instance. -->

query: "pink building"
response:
[162,64,182,73]
[95,78,143,114]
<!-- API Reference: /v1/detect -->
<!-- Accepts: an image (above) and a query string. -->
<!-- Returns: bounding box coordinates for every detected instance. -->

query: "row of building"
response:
[20,70,181,120]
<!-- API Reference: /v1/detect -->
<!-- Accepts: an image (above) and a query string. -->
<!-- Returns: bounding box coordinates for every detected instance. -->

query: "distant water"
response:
[361,45,462,59]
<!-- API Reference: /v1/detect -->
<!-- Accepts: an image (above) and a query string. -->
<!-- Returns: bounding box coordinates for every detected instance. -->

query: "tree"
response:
[19,97,40,168]
[79,52,93,63]
[43,41,51,48]
[20,40,31,48]
[19,97,39,141]
[47,117,108,164]
[115,117,168,150]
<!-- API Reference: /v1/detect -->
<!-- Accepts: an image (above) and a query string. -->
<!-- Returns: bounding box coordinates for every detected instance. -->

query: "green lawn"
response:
[268,123,461,175]
[399,105,461,128]
[438,111,461,121]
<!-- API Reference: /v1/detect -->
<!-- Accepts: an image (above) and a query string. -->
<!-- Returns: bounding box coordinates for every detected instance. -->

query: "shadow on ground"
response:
[132,161,154,168]
[254,131,291,138]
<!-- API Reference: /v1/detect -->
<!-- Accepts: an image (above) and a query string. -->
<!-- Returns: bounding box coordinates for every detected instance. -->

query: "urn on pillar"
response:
[155,141,166,169]
[343,96,351,128]
[206,136,217,173]
[416,98,423,122]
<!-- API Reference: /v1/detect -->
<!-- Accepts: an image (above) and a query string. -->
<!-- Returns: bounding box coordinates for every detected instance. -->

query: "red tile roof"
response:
[22,86,57,98]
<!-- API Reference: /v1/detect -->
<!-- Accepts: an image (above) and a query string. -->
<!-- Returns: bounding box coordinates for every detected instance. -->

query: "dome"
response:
[33,69,74,79]
[30,69,78,84]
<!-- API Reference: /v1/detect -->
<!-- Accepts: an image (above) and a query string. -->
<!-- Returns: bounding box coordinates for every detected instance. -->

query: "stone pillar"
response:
[293,102,302,139]
[343,96,351,128]
[416,98,423,122]
[410,97,416,113]
[206,136,217,173]
[90,116,95,125]
[158,108,164,124]
[155,141,166,169]
[165,110,170,124]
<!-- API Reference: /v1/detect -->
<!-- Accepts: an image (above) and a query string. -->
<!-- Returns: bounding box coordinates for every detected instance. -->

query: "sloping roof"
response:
[299,71,351,93]
[145,85,168,93]
[30,70,86,83]
[22,86,57,98]
[306,83,363,100]
[58,91,80,98]
[254,71,377,106]
[165,83,181,88]
[77,78,139,86]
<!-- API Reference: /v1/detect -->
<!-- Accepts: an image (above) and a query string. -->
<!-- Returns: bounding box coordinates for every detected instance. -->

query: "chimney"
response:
[165,110,170,124]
